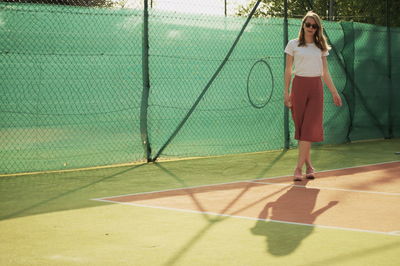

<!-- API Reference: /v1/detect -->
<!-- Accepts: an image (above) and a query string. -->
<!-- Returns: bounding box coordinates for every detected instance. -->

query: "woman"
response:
[284,11,342,181]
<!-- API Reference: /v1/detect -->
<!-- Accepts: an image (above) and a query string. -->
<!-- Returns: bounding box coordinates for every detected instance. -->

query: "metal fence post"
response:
[387,0,393,138]
[141,0,152,162]
[283,0,290,149]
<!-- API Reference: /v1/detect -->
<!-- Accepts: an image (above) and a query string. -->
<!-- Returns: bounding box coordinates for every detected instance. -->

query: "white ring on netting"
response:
[246,59,274,109]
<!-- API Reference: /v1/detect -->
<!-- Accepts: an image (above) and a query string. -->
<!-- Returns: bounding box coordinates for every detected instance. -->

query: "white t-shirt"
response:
[284,39,329,77]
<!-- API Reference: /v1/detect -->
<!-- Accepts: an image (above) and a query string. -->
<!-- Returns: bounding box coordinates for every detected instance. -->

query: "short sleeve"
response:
[284,40,295,56]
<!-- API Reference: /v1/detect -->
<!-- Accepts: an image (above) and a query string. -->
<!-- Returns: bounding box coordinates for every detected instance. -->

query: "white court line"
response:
[91,160,400,201]
[93,198,399,237]
[91,161,400,236]
[249,181,400,196]
[304,160,400,174]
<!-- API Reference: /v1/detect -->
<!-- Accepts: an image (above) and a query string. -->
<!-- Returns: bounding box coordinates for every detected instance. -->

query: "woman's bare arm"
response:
[284,54,294,107]
[322,56,342,106]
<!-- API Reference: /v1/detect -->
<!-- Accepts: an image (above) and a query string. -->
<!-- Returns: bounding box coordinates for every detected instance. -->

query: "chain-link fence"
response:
[1,0,399,174]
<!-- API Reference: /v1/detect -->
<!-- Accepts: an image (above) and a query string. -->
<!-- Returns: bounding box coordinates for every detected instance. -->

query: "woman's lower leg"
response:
[305,148,313,169]
[297,140,311,170]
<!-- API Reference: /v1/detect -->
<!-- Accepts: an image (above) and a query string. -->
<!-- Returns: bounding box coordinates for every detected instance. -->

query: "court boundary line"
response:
[91,161,400,236]
[93,198,400,237]
[249,181,400,196]
[92,160,400,201]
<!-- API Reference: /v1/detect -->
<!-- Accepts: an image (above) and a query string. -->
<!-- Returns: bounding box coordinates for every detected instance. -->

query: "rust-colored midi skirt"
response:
[290,75,324,143]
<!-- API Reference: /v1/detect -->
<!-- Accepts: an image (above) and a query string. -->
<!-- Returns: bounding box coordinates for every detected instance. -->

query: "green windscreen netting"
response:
[0,2,399,174]
[1,4,144,173]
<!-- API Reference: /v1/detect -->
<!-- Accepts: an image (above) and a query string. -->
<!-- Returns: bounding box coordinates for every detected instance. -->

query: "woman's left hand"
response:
[332,91,342,107]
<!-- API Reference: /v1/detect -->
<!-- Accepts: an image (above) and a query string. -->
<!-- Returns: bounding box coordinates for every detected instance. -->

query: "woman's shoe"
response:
[306,167,315,179]
[293,168,303,182]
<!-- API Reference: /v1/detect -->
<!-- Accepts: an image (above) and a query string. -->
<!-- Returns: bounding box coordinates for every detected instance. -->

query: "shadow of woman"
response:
[250,181,338,256]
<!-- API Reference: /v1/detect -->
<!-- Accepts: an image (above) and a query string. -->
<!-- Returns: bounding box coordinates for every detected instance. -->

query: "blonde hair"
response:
[298,11,330,52]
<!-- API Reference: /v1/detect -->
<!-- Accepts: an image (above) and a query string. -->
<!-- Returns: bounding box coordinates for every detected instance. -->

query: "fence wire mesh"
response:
[0,0,399,174]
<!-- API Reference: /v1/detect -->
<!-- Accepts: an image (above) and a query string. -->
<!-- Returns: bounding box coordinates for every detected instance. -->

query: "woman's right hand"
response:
[331,91,342,107]
[284,93,292,108]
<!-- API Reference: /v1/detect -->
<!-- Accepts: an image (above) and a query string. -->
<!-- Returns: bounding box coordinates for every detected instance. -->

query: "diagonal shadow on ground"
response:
[155,150,287,266]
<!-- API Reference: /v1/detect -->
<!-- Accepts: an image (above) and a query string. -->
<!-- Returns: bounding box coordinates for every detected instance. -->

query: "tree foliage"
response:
[0,0,116,7]
[236,0,400,27]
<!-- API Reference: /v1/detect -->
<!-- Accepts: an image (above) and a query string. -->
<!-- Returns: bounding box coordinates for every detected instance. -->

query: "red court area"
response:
[98,162,400,235]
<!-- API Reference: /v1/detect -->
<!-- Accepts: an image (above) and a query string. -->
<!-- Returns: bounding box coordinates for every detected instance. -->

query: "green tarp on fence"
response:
[0,3,398,173]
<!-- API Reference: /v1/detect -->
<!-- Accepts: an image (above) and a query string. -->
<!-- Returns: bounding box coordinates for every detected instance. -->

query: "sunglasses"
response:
[304,22,319,29]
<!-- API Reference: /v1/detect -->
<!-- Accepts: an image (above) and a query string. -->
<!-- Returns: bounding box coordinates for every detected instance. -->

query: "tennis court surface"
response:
[94,161,400,236]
